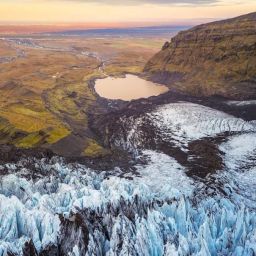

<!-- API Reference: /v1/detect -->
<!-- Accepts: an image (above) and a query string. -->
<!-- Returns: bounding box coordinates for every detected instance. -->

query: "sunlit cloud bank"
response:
[0,0,255,24]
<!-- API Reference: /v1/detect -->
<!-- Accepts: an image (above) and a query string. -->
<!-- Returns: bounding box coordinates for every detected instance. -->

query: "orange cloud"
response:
[0,0,255,24]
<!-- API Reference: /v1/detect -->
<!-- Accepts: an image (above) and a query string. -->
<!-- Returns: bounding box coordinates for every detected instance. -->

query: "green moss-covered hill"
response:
[144,12,256,99]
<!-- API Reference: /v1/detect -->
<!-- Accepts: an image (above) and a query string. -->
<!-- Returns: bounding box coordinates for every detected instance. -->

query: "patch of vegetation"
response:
[83,139,110,158]
[46,126,71,144]
[15,132,45,148]
[0,118,25,144]
[105,65,142,76]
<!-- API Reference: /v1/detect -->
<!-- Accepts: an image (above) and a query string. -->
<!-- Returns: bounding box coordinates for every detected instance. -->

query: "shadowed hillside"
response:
[144,12,256,99]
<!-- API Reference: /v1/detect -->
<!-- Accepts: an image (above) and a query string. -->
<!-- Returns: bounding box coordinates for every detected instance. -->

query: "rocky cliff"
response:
[144,12,256,99]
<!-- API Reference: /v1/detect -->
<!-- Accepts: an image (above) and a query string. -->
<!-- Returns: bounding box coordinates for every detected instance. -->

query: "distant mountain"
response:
[48,26,190,37]
[144,12,256,99]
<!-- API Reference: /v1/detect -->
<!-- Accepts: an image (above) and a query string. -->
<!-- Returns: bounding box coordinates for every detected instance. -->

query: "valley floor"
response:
[0,35,166,157]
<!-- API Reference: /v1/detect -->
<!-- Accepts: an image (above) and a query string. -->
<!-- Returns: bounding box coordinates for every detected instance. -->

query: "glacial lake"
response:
[94,74,169,101]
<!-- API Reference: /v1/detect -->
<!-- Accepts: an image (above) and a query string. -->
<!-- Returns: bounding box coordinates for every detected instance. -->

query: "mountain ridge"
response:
[144,12,256,99]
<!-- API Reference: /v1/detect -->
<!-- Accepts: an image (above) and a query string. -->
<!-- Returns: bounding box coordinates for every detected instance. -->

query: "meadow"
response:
[0,35,167,157]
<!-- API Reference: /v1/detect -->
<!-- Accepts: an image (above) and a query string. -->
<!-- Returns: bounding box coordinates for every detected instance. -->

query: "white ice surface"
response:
[149,102,256,145]
[134,150,194,197]
[226,100,256,106]
[115,102,256,152]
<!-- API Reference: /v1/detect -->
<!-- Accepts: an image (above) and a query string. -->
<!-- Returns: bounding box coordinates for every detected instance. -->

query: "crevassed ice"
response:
[149,102,256,142]
[217,133,256,206]
[0,103,256,255]
[0,147,255,255]
[220,133,256,171]
[114,102,256,152]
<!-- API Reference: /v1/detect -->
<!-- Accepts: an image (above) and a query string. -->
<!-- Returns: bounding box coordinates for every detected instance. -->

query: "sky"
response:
[0,0,255,25]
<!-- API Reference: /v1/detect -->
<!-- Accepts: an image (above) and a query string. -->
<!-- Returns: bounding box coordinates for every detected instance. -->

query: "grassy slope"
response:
[0,37,163,156]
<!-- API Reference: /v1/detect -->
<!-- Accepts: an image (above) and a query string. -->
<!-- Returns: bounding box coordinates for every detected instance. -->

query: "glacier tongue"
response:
[150,103,256,140]
[0,150,255,256]
[111,102,256,152]
[0,102,255,255]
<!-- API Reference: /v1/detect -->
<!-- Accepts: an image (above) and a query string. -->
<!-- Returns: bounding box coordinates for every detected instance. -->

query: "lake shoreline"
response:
[0,73,255,171]
[94,74,169,101]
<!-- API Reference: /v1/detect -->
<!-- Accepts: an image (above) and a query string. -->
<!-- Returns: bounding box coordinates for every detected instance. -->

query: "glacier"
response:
[0,102,255,256]
[110,102,256,153]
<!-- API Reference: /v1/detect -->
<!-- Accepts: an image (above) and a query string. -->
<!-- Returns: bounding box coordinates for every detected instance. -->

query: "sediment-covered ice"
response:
[112,102,256,152]
[149,103,255,140]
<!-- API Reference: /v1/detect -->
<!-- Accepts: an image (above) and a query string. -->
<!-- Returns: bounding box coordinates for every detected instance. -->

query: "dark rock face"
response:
[186,136,225,178]
[144,12,256,99]
[9,213,89,256]
[58,214,89,256]
[0,145,54,165]
[22,240,38,256]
